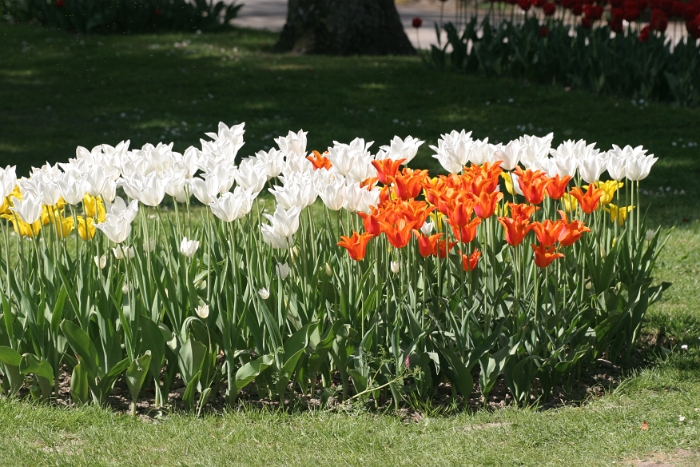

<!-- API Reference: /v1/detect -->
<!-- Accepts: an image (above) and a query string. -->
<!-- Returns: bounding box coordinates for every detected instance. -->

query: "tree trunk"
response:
[274,0,415,55]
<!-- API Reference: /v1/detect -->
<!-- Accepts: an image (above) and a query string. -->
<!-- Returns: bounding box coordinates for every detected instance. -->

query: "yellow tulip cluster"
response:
[1,189,106,240]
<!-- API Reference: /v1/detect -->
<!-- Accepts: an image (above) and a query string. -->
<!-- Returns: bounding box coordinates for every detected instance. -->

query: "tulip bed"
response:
[0,124,668,414]
[431,8,700,105]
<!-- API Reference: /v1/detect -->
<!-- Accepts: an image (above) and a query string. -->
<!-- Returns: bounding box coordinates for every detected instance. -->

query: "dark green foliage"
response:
[430,17,700,106]
[2,0,242,33]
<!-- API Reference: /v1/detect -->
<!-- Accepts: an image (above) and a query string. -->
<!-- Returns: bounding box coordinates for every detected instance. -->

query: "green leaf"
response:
[70,362,89,405]
[178,338,207,386]
[125,351,152,406]
[233,354,273,396]
[0,345,22,367]
[60,320,99,378]
[19,353,54,400]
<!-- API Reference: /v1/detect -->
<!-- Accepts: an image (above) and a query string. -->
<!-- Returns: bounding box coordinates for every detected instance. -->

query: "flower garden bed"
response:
[0,124,668,414]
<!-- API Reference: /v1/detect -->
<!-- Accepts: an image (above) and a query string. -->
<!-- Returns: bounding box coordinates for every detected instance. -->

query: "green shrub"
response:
[2,0,242,33]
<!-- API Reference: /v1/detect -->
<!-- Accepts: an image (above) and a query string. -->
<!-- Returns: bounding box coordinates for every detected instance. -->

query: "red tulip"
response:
[155,8,162,16]
[638,25,651,42]
[518,0,532,11]
[56,0,64,6]
[539,26,550,37]
[412,17,423,28]
[543,2,557,15]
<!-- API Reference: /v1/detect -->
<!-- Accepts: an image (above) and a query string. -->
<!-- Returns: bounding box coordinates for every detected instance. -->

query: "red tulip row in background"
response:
[486,0,700,38]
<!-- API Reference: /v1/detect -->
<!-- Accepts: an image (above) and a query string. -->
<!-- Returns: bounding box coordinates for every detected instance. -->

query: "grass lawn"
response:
[1,23,700,466]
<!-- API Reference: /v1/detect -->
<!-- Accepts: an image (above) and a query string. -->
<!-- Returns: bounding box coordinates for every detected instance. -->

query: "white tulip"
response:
[96,214,133,243]
[275,130,308,157]
[379,135,424,165]
[496,139,522,171]
[10,194,42,224]
[625,153,657,181]
[420,221,435,236]
[430,130,473,173]
[57,173,87,205]
[261,205,302,239]
[578,153,607,183]
[318,177,346,211]
[0,165,18,199]
[180,237,200,257]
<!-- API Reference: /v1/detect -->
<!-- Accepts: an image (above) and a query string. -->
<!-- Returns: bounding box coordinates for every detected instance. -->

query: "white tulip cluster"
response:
[430,131,657,183]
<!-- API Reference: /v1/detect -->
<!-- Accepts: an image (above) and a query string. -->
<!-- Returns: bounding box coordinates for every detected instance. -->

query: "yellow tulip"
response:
[501,172,515,196]
[54,216,75,239]
[1,213,41,238]
[83,194,106,223]
[595,180,624,206]
[561,193,579,213]
[604,204,634,226]
[76,216,96,241]
[429,211,445,232]
[41,206,53,226]
[0,186,21,215]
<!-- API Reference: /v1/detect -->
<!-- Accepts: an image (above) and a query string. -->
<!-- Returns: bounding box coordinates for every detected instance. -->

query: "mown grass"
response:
[1,23,700,466]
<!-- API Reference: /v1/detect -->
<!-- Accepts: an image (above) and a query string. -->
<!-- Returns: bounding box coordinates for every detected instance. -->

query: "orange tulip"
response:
[472,190,504,219]
[531,244,564,268]
[357,211,382,236]
[545,174,572,200]
[498,216,531,246]
[556,211,591,246]
[529,219,565,247]
[338,231,374,261]
[569,185,603,214]
[380,218,416,248]
[461,248,482,271]
[507,202,537,222]
[306,150,333,170]
[449,216,481,243]
[515,167,549,205]
[371,158,405,185]
[414,231,443,257]
[435,238,458,258]
[393,168,428,200]
[444,194,474,228]
[360,177,378,190]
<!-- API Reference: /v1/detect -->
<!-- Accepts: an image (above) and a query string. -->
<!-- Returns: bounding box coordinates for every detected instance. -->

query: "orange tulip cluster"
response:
[338,160,598,270]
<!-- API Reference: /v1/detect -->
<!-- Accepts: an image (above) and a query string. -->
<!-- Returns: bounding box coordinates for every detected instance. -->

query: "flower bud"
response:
[390,261,400,274]
[122,282,129,294]
[113,245,135,260]
[143,238,156,253]
[645,229,655,241]
[324,262,333,277]
[258,287,270,300]
[276,262,290,279]
[94,254,107,269]
[195,304,209,320]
